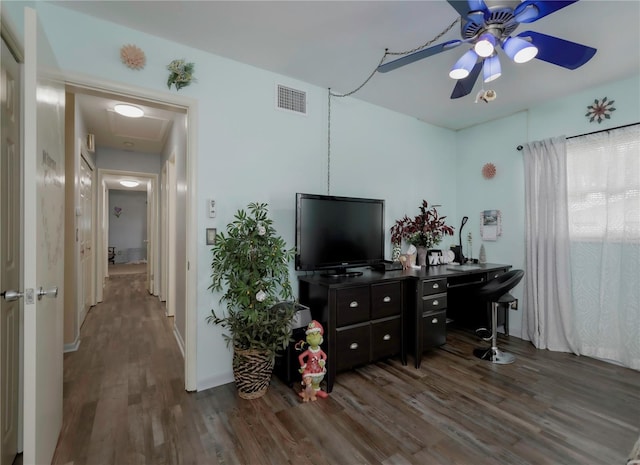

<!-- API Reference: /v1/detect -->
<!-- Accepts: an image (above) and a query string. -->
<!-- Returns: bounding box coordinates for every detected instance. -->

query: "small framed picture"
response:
[206,228,216,245]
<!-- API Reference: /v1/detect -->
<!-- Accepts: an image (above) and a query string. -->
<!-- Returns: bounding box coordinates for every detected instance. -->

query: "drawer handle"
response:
[494,273,500,279]
[432,283,440,289]
[383,334,391,341]
[349,343,359,350]
[349,301,359,308]
[432,318,439,324]
[432,300,439,306]
[383,296,391,303]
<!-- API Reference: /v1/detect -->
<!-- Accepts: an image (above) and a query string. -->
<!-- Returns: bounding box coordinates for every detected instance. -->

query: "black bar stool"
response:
[473,269,524,364]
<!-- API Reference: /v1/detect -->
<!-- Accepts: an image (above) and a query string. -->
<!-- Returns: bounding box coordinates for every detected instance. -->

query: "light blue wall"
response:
[5,1,638,389]
[457,74,640,338]
[4,2,459,390]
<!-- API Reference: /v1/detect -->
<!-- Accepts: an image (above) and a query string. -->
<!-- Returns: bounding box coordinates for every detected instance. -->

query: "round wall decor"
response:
[482,162,496,179]
[120,44,146,70]
[586,97,615,124]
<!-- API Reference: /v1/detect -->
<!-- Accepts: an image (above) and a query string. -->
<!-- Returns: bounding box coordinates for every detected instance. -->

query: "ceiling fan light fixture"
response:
[483,54,502,83]
[120,180,139,188]
[114,103,144,118]
[474,33,496,58]
[503,37,538,63]
[449,49,478,80]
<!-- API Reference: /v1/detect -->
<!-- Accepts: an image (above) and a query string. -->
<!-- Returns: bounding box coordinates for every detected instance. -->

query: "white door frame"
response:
[160,163,168,303]
[166,155,177,317]
[65,75,198,391]
[78,146,96,331]
[97,169,157,287]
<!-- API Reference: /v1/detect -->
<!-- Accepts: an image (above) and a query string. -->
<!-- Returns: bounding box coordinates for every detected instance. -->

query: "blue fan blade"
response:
[514,1,579,23]
[518,31,597,69]
[447,1,472,17]
[447,0,488,20]
[377,40,462,73]
[451,61,482,99]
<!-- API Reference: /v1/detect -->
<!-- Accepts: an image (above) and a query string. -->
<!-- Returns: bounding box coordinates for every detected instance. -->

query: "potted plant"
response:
[390,200,455,266]
[207,202,296,399]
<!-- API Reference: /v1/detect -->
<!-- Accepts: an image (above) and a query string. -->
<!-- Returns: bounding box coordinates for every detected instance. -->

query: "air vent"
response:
[277,85,307,115]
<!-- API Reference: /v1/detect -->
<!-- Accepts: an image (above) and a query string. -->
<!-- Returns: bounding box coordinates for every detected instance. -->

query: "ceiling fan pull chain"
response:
[386,16,460,57]
[329,16,460,99]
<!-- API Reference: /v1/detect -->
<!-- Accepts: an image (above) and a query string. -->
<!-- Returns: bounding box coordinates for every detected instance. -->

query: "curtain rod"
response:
[516,122,639,151]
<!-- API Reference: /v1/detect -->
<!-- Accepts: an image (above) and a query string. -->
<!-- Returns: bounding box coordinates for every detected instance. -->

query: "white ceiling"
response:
[75,92,177,154]
[55,0,639,131]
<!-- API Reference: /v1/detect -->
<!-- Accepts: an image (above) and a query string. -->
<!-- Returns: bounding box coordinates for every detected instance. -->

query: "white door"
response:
[79,154,94,324]
[1,34,21,465]
[23,8,65,465]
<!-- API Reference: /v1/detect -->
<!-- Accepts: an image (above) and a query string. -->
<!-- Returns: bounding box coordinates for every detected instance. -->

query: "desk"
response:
[298,263,511,392]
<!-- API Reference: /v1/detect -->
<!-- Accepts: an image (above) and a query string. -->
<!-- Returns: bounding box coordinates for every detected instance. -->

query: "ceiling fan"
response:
[377,0,597,99]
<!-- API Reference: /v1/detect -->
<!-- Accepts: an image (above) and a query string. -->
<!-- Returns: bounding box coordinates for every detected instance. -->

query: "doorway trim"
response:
[66,74,198,391]
[97,168,158,290]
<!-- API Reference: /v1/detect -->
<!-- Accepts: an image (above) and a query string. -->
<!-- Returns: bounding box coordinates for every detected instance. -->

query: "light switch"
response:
[208,199,216,218]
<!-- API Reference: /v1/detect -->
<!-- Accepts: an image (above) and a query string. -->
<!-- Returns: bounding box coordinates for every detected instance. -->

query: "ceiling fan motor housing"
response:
[460,1,521,41]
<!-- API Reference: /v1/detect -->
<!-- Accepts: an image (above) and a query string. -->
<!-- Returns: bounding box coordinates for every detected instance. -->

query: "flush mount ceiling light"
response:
[114,104,144,118]
[120,180,139,188]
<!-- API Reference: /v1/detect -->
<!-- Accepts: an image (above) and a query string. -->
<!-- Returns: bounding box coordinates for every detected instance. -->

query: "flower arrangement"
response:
[207,202,296,357]
[390,200,455,249]
[166,59,196,91]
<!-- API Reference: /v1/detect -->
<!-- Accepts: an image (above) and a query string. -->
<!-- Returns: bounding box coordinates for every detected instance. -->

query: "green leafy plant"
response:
[207,202,296,357]
[390,200,455,249]
[166,59,195,91]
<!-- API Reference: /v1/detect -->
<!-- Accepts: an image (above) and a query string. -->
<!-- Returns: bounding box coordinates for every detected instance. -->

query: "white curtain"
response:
[523,125,640,370]
[566,125,640,369]
[522,137,579,353]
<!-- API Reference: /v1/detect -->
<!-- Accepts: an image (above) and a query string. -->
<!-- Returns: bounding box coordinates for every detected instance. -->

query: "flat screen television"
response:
[295,193,385,277]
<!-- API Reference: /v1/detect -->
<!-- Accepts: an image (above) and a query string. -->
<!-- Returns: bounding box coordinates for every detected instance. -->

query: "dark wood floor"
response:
[52,273,640,465]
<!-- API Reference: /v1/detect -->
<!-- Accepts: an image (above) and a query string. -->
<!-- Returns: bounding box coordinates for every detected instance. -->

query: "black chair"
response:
[473,269,524,364]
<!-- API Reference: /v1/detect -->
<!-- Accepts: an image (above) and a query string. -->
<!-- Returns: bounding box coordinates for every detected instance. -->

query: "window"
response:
[567,125,640,241]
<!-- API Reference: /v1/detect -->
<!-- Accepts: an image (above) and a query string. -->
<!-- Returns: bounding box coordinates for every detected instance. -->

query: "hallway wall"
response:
[108,190,148,264]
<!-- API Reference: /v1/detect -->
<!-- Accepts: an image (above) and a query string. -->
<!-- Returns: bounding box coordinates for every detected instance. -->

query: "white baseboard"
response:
[63,337,81,353]
[173,325,185,357]
[197,372,234,392]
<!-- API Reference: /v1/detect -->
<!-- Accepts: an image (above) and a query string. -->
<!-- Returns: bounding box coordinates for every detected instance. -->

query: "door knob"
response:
[1,290,24,302]
[37,287,58,300]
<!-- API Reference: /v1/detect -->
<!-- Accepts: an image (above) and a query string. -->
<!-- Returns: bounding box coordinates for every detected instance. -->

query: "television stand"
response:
[322,268,363,278]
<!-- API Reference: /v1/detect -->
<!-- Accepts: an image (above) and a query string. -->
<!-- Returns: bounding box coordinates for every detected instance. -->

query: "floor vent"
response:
[277,85,306,115]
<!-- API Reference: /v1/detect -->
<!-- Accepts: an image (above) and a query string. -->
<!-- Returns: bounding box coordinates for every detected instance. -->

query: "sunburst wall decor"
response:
[120,44,146,70]
[586,97,615,124]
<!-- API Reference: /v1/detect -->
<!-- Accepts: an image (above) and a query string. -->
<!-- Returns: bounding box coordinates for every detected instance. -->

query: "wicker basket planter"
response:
[233,347,275,399]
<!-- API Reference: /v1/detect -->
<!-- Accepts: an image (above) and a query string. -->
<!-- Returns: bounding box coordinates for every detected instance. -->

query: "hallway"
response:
[52,273,205,464]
